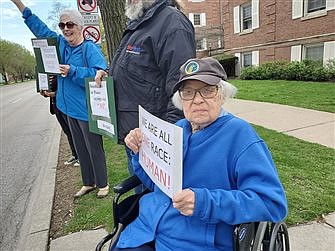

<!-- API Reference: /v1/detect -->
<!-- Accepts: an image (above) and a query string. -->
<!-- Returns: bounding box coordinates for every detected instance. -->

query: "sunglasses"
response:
[58,21,76,30]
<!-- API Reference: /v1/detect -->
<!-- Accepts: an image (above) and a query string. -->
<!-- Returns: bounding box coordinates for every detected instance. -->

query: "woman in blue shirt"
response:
[119,57,288,250]
[11,0,109,198]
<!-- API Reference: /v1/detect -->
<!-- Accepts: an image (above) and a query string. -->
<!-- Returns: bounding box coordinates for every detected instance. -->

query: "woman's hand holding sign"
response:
[125,128,143,154]
[172,189,195,216]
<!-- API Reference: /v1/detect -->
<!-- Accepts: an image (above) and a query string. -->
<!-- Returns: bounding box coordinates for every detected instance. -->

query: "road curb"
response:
[24,126,61,251]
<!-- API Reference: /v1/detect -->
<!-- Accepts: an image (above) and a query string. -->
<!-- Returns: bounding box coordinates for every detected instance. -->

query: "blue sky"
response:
[1,0,77,52]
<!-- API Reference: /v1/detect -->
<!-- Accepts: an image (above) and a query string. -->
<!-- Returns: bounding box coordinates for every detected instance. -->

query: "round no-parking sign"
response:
[77,0,98,13]
[83,26,101,44]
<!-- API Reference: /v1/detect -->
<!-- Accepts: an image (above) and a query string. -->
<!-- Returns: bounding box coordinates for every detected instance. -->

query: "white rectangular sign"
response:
[83,13,100,26]
[139,105,183,198]
[40,46,61,74]
[89,81,110,118]
[38,73,48,90]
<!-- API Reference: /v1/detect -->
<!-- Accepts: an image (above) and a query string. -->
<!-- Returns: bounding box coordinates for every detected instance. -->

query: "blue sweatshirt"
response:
[117,113,288,250]
[22,7,107,121]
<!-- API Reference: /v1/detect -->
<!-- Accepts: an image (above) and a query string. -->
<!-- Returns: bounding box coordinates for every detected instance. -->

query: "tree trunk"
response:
[97,0,126,64]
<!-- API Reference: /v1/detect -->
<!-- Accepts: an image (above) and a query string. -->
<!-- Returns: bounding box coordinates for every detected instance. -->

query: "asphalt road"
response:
[0,81,58,251]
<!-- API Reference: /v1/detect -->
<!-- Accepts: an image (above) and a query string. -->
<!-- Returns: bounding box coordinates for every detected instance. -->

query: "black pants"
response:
[66,116,108,188]
[55,111,77,158]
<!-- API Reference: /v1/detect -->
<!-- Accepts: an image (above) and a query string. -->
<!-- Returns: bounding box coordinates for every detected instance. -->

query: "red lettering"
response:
[141,152,171,190]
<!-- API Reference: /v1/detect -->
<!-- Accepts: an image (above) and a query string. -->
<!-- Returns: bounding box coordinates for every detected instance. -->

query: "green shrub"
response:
[240,59,334,82]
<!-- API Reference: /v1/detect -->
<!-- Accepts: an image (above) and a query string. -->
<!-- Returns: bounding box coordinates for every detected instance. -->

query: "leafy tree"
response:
[47,0,71,30]
[0,40,13,84]
[97,0,126,64]
[0,39,35,83]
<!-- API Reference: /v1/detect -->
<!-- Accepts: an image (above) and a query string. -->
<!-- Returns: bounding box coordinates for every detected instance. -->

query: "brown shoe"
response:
[97,185,109,199]
[74,185,96,198]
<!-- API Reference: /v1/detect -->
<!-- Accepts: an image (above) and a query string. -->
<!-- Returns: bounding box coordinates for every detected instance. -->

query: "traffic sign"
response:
[77,0,98,13]
[83,26,101,44]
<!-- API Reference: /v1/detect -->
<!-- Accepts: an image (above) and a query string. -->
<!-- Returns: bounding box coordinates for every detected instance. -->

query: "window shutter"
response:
[203,38,207,50]
[292,0,303,19]
[189,13,194,25]
[326,0,335,10]
[200,13,206,26]
[291,45,302,62]
[323,41,335,67]
[252,0,259,29]
[234,6,240,33]
[252,51,259,66]
[235,53,241,76]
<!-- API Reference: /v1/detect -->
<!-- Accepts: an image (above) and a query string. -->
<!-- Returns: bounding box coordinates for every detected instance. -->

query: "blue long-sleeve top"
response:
[117,112,288,250]
[22,7,107,121]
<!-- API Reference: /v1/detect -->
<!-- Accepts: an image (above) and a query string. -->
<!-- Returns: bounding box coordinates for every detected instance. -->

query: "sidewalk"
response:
[39,99,334,251]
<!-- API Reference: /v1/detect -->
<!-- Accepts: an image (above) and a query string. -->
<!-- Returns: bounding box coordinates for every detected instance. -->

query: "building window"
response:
[243,52,252,67]
[196,38,207,51]
[307,0,326,13]
[193,14,201,26]
[233,1,259,34]
[292,0,334,19]
[242,3,252,30]
[189,13,206,27]
[291,42,335,66]
[305,44,324,61]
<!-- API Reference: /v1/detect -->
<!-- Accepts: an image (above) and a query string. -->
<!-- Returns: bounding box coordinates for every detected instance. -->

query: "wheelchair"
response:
[96,175,290,251]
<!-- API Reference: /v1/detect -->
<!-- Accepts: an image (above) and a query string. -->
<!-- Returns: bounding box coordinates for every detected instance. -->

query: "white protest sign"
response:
[40,46,61,74]
[32,39,48,48]
[139,105,183,198]
[38,73,48,90]
[97,120,115,135]
[89,81,110,118]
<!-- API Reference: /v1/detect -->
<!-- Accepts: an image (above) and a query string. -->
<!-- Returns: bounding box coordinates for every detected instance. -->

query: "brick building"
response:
[182,0,335,75]
[181,0,224,57]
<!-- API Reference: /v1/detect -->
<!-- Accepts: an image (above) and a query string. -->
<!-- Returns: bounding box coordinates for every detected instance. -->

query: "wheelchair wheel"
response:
[268,222,290,251]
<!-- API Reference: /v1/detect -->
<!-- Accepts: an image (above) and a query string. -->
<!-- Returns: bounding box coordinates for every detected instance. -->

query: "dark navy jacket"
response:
[110,0,196,143]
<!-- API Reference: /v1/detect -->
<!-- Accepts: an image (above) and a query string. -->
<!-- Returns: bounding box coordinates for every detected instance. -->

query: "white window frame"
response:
[233,0,259,34]
[196,37,207,51]
[291,45,302,62]
[291,41,335,66]
[292,0,335,19]
[241,51,259,67]
[188,13,206,27]
[188,0,205,2]
[324,41,335,67]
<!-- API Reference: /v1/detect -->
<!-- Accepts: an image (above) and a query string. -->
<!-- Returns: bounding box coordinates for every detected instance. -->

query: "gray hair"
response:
[60,9,84,28]
[171,80,237,110]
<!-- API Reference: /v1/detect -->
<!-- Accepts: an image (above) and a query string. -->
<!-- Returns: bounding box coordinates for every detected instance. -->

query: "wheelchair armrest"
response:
[113,175,142,195]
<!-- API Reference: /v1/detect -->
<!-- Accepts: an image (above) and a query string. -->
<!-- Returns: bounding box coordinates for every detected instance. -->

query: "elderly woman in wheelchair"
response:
[107,57,288,251]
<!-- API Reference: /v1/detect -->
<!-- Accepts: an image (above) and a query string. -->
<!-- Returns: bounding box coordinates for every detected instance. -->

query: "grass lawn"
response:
[230,79,335,113]
[63,80,335,233]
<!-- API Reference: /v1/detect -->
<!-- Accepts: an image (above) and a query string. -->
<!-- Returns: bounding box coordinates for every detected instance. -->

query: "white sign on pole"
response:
[83,13,100,26]
[82,26,101,44]
[139,105,183,198]
[77,0,98,13]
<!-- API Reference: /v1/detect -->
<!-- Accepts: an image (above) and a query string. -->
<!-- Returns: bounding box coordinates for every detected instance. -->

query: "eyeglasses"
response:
[58,22,76,30]
[179,86,219,100]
